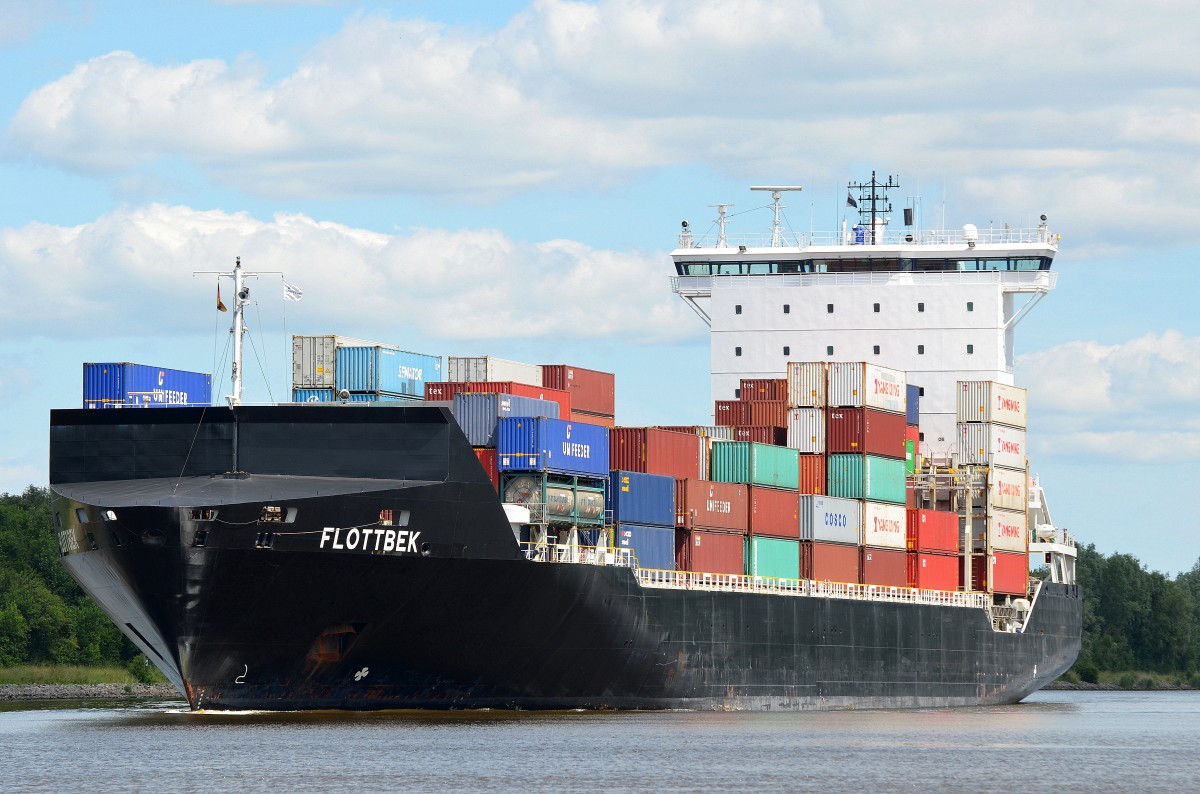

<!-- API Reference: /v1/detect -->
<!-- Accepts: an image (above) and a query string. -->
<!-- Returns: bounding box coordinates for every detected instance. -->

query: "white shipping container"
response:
[969,507,1029,553]
[800,495,862,545]
[786,408,825,453]
[787,362,827,408]
[292,334,377,388]
[861,500,907,550]
[957,381,1028,428]
[448,356,542,386]
[987,466,1027,512]
[828,362,906,413]
[958,422,1027,469]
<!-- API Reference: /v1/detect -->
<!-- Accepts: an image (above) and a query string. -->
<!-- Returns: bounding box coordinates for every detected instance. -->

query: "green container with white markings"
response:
[710,441,800,490]
[747,536,801,579]
[827,453,907,504]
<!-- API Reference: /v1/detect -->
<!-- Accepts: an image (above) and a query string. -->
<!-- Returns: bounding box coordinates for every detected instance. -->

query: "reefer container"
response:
[465,382,572,419]
[906,383,921,425]
[453,393,560,447]
[958,423,1027,470]
[798,454,826,495]
[448,356,541,386]
[800,495,862,545]
[674,479,749,532]
[710,442,800,490]
[957,381,1028,428]
[748,487,800,539]
[828,362,906,413]
[83,363,211,408]
[861,501,907,550]
[861,547,907,587]
[677,529,745,575]
[826,407,906,458]
[473,448,499,492]
[906,509,960,553]
[292,334,372,388]
[335,346,442,398]
[786,361,827,408]
[786,408,825,453]
[748,536,801,579]
[608,470,675,527]
[986,465,1027,512]
[827,454,907,504]
[540,364,616,416]
[496,417,609,477]
[732,426,787,445]
[747,400,788,428]
[610,427,702,480]
[907,551,959,591]
[968,508,1029,553]
[740,378,787,402]
[801,541,861,583]
[714,399,752,426]
[615,524,675,570]
[967,552,1028,595]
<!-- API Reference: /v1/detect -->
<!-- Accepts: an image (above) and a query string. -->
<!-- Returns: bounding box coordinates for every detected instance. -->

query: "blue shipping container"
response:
[454,393,560,447]
[607,470,675,527]
[335,346,442,398]
[292,388,421,404]
[293,388,335,402]
[906,383,921,425]
[496,417,609,478]
[615,524,676,570]
[83,363,211,409]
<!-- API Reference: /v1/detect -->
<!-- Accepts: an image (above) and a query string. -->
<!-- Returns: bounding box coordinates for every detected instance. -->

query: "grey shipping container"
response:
[453,393,561,447]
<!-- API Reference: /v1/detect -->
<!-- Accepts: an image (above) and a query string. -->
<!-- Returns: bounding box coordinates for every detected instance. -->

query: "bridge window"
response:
[967,301,974,311]
[918,345,925,355]
[873,303,880,312]
[826,304,834,313]
[918,303,925,312]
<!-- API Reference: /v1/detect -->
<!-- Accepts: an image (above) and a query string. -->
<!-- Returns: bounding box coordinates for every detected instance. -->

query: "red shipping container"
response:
[472,448,499,492]
[740,378,786,401]
[826,407,907,458]
[675,479,749,531]
[748,487,800,539]
[801,541,860,583]
[964,552,1029,595]
[465,381,572,418]
[906,509,960,553]
[424,381,472,401]
[861,547,908,587]
[906,483,917,509]
[906,424,920,456]
[657,425,699,434]
[748,400,788,428]
[676,528,745,575]
[610,427,701,480]
[907,552,960,590]
[715,400,752,426]
[571,410,615,428]
[798,454,826,495]
[540,364,616,416]
[732,425,787,445]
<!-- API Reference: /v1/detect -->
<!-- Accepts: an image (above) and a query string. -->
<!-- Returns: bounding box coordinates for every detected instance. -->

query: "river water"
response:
[3,690,1198,792]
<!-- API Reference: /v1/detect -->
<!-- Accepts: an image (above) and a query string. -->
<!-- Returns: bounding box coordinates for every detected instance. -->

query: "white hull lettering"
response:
[320,527,422,554]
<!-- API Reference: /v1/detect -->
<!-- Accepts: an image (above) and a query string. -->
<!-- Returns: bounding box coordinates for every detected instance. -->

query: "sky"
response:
[1,0,1197,576]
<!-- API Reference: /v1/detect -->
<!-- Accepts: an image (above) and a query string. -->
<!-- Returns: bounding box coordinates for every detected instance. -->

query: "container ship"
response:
[49,175,1081,711]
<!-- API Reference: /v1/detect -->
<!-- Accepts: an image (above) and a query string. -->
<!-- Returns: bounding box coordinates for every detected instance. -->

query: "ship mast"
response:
[195,257,282,406]
[848,171,898,244]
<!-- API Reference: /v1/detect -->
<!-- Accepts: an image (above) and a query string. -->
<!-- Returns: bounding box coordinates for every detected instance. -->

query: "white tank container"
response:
[957,381,1028,428]
[787,362,827,408]
[448,356,542,386]
[786,408,825,453]
[828,362,906,413]
[957,422,1026,470]
[861,500,907,550]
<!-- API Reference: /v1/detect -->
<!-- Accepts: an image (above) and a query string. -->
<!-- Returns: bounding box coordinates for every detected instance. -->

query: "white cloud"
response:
[0,203,697,344]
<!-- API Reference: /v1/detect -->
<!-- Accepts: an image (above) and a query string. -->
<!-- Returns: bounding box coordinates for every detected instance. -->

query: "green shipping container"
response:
[827,453,907,504]
[748,536,801,579]
[905,439,916,475]
[710,441,800,490]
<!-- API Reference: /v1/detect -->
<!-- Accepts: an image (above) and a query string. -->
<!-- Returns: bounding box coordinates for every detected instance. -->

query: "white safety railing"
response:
[671,270,1057,294]
[676,226,1057,250]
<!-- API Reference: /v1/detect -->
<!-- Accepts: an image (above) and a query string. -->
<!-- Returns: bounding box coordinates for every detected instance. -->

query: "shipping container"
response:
[748,487,800,539]
[610,427,702,480]
[615,524,676,570]
[83,363,211,409]
[731,426,787,445]
[740,378,787,402]
[424,381,472,401]
[957,381,1028,428]
[465,382,572,419]
[801,541,861,583]
[655,425,733,440]
[714,399,753,426]
[453,393,560,447]
[966,552,1029,595]
[968,507,1029,553]
[448,356,541,386]
[540,364,616,416]
[799,495,862,545]
[473,448,499,492]
[677,528,745,575]
[827,454,907,504]
[786,408,825,453]
[500,472,605,527]
[292,334,374,388]
[907,551,960,590]
[826,407,906,458]
[608,470,675,527]
[710,442,800,490]
[572,410,615,428]
[292,389,422,404]
[674,479,750,532]
[496,417,609,477]
[986,465,1028,513]
[828,362,907,413]
[334,346,442,398]
[861,547,908,587]
[958,422,1027,470]
[905,440,916,475]
[748,536,801,579]
[787,361,827,408]
[906,509,960,553]
[798,454,826,495]
[292,388,335,402]
[862,501,907,549]
[906,383,921,425]
[747,400,788,428]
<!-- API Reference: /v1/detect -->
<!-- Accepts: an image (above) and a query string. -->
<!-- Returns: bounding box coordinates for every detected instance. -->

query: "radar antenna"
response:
[750,186,803,247]
[708,203,734,247]
[847,171,898,244]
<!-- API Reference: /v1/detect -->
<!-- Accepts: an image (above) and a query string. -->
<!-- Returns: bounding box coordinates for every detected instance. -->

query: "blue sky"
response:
[1,1,1197,575]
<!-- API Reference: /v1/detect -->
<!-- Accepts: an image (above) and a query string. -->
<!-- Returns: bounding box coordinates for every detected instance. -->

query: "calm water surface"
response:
[3,690,1198,792]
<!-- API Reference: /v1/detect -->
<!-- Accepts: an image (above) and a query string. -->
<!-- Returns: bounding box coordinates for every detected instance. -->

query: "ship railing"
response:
[671,270,1057,293]
[676,226,1056,250]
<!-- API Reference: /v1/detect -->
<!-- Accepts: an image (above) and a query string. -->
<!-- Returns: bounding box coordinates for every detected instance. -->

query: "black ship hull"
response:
[49,405,1082,711]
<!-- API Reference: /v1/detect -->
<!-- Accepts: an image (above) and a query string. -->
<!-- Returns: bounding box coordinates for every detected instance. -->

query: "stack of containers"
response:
[709,441,802,579]
[83,363,212,409]
[905,509,960,590]
[787,362,828,495]
[799,495,862,583]
[453,393,561,492]
[496,416,610,532]
[825,362,909,587]
[541,364,616,427]
[292,335,441,403]
[956,381,1030,595]
[654,425,733,477]
[610,428,702,566]
[673,479,749,575]
[608,471,675,570]
[712,378,789,449]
